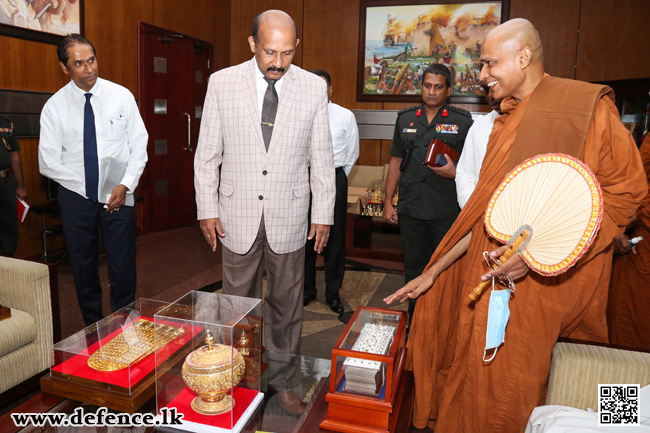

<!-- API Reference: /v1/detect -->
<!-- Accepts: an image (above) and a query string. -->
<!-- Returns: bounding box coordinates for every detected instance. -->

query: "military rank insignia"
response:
[435,124,458,134]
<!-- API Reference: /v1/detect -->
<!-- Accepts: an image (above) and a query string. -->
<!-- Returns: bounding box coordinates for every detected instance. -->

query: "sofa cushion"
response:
[0,309,37,357]
[348,165,386,189]
[546,342,650,410]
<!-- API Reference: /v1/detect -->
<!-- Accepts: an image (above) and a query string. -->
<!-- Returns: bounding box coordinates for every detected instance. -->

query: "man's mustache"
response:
[267,66,285,72]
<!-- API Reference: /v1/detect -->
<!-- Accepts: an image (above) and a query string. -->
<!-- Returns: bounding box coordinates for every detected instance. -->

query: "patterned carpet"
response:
[300,269,407,359]
[203,268,407,360]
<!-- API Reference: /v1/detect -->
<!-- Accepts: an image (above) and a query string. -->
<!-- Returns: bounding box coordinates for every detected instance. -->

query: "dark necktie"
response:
[84,93,99,202]
[261,78,278,151]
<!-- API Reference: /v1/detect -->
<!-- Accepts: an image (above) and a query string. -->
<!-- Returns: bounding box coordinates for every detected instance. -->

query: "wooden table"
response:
[345,212,404,263]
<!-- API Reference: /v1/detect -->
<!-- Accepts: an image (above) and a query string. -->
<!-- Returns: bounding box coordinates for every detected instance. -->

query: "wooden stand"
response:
[40,374,153,414]
[320,349,407,433]
[320,307,408,433]
[345,213,403,263]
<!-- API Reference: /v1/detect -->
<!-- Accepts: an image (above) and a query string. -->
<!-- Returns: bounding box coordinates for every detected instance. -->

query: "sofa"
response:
[523,342,650,431]
[0,257,53,395]
[546,341,650,410]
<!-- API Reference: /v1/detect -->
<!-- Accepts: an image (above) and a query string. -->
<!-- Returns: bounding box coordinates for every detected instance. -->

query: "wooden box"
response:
[320,307,407,433]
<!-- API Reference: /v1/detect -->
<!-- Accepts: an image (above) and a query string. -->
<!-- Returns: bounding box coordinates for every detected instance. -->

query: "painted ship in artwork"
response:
[363,2,503,98]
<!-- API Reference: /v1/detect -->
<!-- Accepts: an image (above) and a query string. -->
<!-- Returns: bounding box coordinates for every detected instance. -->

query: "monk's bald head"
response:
[249,10,300,80]
[479,18,545,101]
[485,18,543,65]
[252,10,297,43]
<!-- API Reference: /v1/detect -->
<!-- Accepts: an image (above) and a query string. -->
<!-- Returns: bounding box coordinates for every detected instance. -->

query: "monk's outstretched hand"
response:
[384,269,436,304]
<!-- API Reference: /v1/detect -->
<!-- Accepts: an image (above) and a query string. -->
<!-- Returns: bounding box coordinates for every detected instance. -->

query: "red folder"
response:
[424,139,459,167]
[16,197,29,223]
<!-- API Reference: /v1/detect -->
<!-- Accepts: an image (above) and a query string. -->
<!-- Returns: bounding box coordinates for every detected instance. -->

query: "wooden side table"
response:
[345,212,404,263]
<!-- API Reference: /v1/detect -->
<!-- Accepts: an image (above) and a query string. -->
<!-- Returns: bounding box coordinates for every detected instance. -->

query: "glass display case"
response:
[154,291,263,433]
[320,307,407,433]
[40,298,190,413]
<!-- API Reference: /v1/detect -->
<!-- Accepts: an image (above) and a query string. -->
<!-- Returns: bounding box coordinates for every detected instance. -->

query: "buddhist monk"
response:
[608,132,650,350]
[385,18,646,433]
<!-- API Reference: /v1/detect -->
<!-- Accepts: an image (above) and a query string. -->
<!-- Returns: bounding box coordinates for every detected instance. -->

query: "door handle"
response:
[184,112,193,152]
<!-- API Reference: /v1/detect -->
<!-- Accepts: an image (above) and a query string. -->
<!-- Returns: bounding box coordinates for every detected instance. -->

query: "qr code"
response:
[599,384,640,425]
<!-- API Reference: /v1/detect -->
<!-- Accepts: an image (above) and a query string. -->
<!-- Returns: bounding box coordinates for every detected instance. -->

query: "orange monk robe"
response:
[608,133,650,350]
[407,83,646,432]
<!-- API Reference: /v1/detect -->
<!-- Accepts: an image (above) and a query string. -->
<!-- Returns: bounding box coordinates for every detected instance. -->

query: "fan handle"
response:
[468,229,530,301]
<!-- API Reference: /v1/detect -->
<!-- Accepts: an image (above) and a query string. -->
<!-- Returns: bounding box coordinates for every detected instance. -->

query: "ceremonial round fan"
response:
[470,154,602,301]
[485,153,603,276]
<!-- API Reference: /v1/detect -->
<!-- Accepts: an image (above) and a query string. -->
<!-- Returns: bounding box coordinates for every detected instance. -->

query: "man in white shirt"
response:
[39,34,148,326]
[303,70,360,314]
[455,88,502,208]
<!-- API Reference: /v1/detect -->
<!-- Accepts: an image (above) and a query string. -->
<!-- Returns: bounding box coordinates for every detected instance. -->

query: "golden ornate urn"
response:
[181,330,246,415]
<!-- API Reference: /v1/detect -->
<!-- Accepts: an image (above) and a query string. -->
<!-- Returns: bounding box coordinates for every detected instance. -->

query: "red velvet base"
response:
[52,317,201,388]
[163,386,259,428]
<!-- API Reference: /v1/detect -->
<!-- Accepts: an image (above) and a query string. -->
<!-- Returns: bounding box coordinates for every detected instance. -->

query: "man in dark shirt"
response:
[383,64,472,332]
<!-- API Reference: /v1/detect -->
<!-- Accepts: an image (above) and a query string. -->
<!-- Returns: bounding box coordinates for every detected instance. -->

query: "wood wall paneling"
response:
[575,0,650,82]
[229,1,304,68]
[84,0,154,94]
[302,0,382,111]
[0,38,67,92]
[357,139,383,166]
[152,0,231,71]
[380,140,393,167]
[509,0,581,79]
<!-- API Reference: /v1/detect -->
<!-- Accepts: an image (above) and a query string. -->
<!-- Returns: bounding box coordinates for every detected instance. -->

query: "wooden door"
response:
[138,23,213,233]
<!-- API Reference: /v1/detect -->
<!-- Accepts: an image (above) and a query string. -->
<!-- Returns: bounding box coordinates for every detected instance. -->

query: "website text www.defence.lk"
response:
[11,407,183,428]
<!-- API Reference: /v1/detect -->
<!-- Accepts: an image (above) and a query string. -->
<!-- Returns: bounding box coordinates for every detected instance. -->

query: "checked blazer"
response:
[194,58,336,255]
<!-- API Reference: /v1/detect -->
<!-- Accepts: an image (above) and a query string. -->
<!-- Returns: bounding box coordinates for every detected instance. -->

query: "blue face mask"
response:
[483,287,511,362]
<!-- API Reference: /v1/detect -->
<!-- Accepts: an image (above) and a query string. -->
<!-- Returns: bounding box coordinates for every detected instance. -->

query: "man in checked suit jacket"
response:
[194,10,335,356]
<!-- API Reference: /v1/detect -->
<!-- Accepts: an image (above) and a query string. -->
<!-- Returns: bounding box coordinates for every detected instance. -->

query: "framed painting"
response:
[0,0,84,44]
[358,0,509,103]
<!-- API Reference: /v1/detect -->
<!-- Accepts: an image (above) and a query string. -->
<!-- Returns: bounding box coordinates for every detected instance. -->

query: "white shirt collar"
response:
[70,77,101,99]
[255,60,285,120]
[254,60,284,94]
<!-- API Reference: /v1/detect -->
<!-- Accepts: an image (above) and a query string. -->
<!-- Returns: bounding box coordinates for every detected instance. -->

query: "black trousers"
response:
[58,186,137,326]
[0,174,18,257]
[399,213,457,329]
[304,168,347,302]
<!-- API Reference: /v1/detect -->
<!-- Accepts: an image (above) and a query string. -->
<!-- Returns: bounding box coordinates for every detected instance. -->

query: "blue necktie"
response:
[84,93,99,202]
